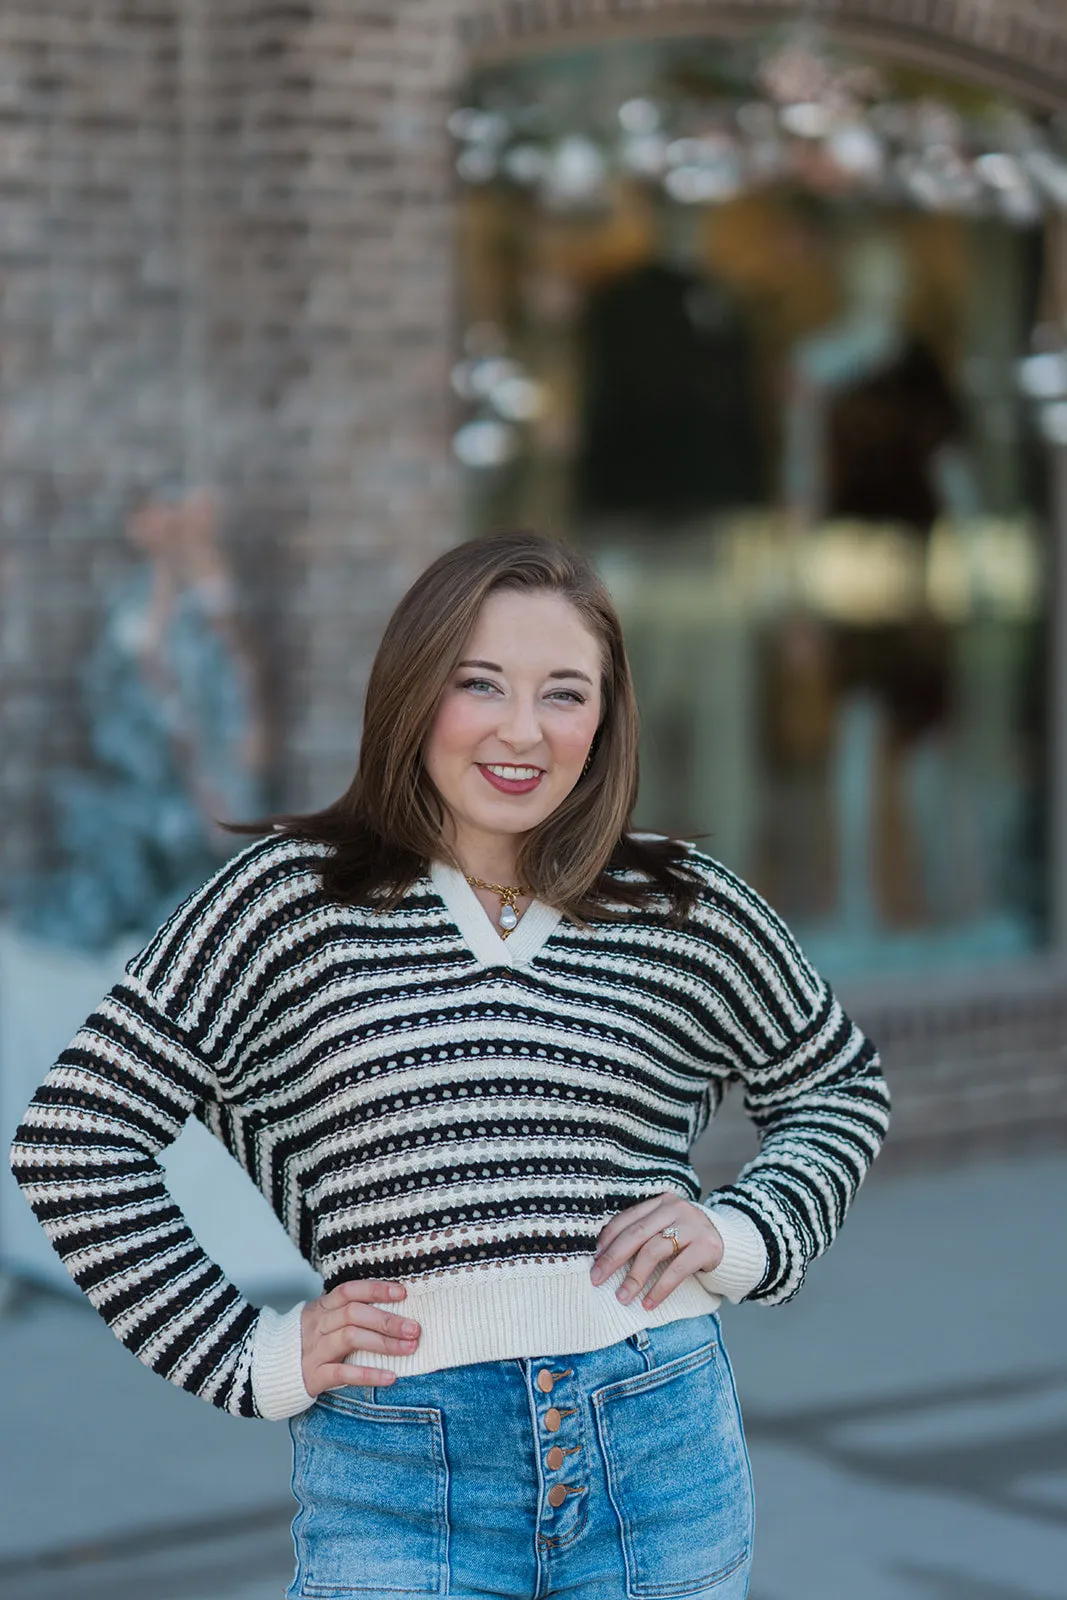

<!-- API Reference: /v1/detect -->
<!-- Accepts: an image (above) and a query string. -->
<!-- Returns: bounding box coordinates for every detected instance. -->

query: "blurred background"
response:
[1,3,1066,1598]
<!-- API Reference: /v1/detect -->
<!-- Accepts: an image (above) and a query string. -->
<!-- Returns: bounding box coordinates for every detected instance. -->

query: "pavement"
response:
[1,1147,1065,1600]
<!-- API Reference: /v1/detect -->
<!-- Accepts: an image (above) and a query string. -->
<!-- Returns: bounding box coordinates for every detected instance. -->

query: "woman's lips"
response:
[477,764,544,795]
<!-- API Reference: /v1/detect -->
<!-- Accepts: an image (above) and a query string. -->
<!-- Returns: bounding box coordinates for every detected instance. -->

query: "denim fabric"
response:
[287,1312,753,1600]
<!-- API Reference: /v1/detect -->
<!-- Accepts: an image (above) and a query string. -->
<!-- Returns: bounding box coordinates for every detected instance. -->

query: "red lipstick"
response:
[477,764,544,795]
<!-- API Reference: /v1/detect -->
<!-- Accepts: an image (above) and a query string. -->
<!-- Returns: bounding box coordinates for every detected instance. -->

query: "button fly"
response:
[529,1364,584,1547]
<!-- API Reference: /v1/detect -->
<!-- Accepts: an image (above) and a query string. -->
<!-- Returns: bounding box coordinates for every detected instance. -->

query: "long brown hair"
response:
[236,530,702,924]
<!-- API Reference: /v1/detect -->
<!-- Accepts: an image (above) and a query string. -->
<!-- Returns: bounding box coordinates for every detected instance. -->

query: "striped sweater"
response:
[10,835,889,1421]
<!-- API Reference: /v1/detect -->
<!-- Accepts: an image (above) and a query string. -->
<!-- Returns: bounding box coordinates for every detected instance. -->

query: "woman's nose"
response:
[496,695,542,746]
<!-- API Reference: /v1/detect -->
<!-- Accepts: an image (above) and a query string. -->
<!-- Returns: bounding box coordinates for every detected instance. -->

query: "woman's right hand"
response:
[300,1280,421,1395]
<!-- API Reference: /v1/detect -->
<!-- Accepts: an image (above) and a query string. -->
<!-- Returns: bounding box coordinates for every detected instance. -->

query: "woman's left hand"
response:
[590,1192,724,1311]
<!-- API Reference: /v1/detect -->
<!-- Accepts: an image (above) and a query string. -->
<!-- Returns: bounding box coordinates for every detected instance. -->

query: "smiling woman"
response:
[250,527,698,925]
[422,588,604,927]
[10,529,889,1600]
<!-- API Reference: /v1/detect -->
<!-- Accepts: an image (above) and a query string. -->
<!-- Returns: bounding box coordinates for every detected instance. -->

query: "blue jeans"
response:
[287,1311,753,1599]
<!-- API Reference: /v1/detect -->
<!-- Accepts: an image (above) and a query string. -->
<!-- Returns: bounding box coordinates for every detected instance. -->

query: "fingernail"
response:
[642,1297,654,1311]
[590,1268,603,1286]
[390,1286,405,1298]
[401,1320,419,1336]
[616,1287,631,1304]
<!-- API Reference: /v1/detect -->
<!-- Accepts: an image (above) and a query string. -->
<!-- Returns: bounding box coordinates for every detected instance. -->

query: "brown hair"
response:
[236,530,701,924]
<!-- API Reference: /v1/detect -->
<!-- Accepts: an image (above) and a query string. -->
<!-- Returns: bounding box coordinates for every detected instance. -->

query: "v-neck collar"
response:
[429,861,564,969]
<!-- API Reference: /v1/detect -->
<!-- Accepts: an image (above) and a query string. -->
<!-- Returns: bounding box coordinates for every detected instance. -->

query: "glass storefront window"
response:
[452,36,1062,981]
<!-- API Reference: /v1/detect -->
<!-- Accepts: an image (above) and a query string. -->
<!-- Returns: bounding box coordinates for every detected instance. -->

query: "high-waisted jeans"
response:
[287,1311,753,1600]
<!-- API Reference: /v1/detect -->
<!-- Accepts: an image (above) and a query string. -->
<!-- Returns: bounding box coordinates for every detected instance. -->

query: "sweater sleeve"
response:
[8,969,270,1417]
[691,870,891,1305]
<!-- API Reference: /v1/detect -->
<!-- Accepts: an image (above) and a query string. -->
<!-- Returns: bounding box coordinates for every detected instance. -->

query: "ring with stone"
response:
[660,1226,682,1257]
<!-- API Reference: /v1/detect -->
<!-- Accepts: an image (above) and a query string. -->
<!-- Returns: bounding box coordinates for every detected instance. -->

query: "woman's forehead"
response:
[464,590,602,661]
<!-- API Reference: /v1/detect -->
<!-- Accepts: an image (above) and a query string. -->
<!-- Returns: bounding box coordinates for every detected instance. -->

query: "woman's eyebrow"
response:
[457,658,594,686]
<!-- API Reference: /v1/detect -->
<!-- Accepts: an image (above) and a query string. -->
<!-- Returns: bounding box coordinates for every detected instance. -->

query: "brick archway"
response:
[459,1,1067,110]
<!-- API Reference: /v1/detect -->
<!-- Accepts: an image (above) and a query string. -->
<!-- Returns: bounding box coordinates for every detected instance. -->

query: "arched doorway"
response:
[448,16,1067,983]
[460,0,1067,112]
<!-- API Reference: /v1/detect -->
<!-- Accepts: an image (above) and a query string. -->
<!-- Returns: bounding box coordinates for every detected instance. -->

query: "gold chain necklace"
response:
[465,875,527,939]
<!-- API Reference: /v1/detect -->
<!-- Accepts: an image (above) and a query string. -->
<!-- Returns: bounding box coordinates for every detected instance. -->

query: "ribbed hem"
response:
[339,1256,722,1380]
[691,1203,769,1304]
[251,1303,315,1421]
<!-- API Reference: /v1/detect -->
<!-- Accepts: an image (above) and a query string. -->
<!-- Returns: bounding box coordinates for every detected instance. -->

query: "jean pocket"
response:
[592,1340,753,1598]
[288,1389,450,1597]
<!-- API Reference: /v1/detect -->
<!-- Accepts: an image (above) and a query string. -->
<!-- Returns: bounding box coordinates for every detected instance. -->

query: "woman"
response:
[11,530,890,1599]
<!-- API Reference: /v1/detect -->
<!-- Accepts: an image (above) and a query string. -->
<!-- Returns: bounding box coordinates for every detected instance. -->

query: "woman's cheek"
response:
[553,718,598,770]
[430,692,487,753]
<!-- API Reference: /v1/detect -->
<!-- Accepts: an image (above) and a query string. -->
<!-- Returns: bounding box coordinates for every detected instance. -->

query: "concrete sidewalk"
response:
[1,1152,1065,1600]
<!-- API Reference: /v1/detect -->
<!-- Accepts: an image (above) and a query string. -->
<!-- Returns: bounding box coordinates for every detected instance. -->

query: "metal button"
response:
[536,1369,555,1393]
[544,1407,562,1432]
[546,1446,565,1471]
[547,1484,568,1508]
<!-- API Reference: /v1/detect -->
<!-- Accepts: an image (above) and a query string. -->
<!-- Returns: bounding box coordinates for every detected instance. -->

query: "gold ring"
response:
[661,1226,681,1257]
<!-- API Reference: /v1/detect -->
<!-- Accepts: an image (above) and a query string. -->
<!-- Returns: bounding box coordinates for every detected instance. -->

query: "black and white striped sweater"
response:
[10,835,888,1419]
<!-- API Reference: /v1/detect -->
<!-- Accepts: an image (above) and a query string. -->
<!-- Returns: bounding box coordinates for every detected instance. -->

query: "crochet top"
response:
[10,836,889,1419]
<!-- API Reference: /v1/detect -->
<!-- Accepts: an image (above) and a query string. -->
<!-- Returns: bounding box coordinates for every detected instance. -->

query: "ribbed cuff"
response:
[690,1203,769,1304]
[251,1303,315,1421]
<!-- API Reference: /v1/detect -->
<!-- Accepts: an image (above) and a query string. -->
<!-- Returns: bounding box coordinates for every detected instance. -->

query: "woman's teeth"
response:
[484,765,541,779]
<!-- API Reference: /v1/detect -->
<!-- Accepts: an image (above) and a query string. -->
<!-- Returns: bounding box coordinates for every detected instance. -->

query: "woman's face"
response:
[424,589,604,866]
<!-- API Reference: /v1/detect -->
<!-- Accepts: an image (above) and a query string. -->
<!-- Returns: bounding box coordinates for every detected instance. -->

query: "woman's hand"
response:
[590,1193,724,1312]
[300,1280,421,1395]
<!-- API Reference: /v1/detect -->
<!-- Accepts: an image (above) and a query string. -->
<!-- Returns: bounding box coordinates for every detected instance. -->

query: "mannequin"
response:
[779,230,982,938]
[577,198,764,870]
[576,199,764,521]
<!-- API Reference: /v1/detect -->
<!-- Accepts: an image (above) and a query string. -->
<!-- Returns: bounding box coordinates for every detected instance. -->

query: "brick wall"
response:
[0,2,188,880]
[0,0,465,871]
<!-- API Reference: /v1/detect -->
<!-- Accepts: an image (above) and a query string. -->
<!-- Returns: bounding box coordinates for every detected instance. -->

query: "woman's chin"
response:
[458,794,558,839]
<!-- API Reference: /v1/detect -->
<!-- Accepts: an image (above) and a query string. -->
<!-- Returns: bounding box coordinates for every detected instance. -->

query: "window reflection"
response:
[455,45,1052,980]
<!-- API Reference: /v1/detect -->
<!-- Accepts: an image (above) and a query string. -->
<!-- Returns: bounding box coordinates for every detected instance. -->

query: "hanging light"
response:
[618,98,661,135]
[779,102,832,139]
[451,419,517,469]
[898,144,981,212]
[503,144,547,184]
[542,135,608,206]
[1038,403,1067,447]
[827,122,884,179]
[456,146,498,184]
[466,357,522,399]
[1024,149,1067,208]
[490,375,545,421]
[620,132,669,176]
[449,25,1067,219]
[1017,353,1067,401]
[664,136,743,204]
[448,108,508,146]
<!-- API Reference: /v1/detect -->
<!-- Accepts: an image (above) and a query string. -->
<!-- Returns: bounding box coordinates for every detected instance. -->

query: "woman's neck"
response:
[444,829,523,889]
[457,855,523,889]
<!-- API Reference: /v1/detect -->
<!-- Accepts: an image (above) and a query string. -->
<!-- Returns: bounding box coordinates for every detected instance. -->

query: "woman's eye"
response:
[549,690,585,705]
[459,677,499,694]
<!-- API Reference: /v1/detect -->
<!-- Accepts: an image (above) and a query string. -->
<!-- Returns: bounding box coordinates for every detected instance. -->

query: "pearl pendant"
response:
[499,903,519,931]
